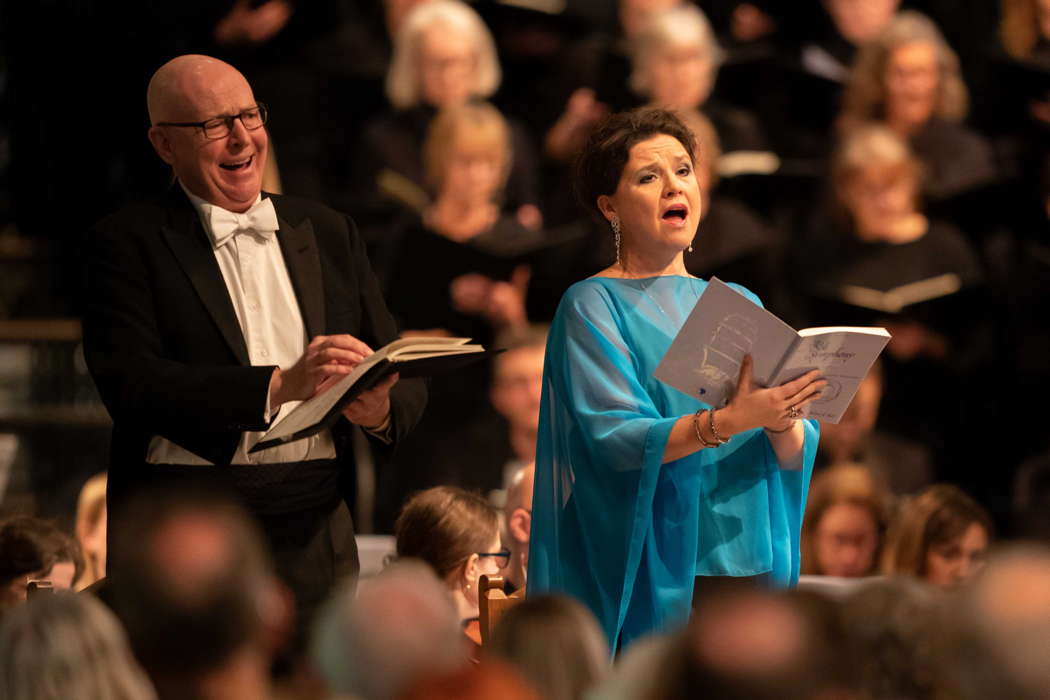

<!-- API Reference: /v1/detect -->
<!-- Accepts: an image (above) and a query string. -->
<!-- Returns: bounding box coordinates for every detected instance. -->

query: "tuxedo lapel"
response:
[161,194,251,366]
[275,205,326,339]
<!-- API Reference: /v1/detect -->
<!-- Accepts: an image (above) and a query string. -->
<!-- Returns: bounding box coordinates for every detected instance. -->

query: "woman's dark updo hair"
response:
[574,107,698,223]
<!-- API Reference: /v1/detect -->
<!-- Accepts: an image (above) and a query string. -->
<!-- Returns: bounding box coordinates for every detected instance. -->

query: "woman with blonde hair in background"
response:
[74,473,107,590]
[882,484,993,589]
[0,592,156,700]
[377,103,548,529]
[359,0,541,231]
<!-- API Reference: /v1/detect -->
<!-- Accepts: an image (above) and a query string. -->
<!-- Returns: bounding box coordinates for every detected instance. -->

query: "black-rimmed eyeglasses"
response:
[156,103,268,140]
[477,549,511,568]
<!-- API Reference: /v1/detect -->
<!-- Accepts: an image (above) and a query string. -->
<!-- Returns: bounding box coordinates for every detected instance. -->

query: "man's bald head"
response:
[505,463,535,518]
[146,55,268,212]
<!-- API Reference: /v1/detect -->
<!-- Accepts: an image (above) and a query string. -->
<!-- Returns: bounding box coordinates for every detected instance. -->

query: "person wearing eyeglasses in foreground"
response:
[528,108,824,654]
[394,486,508,661]
[80,54,427,646]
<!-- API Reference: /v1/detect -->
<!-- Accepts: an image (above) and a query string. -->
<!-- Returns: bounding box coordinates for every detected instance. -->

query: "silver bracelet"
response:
[708,409,729,445]
[693,410,720,448]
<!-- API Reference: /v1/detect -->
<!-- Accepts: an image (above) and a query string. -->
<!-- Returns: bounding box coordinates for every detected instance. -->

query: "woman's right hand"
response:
[720,355,826,433]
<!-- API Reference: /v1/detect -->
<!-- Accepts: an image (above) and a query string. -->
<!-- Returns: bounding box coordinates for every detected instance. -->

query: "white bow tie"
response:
[206,197,279,248]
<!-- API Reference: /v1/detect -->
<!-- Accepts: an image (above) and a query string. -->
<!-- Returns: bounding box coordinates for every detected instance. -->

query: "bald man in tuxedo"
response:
[82,55,426,622]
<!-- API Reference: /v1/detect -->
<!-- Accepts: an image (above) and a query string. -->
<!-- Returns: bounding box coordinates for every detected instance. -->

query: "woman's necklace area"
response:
[620,273,702,327]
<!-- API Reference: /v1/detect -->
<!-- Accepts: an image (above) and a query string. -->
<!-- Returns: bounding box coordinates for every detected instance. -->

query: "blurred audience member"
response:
[841,577,942,700]
[989,0,1050,149]
[0,517,80,615]
[73,473,107,590]
[630,4,767,155]
[841,11,996,202]
[588,632,676,700]
[310,560,466,700]
[796,124,988,485]
[677,110,780,301]
[882,484,992,589]
[487,594,609,700]
[986,156,1050,475]
[375,107,546,531]
[647,590,859,700]
[941,544,1050,700]
[394,486,505,655]
[107,491,292,700]
[386,102,533,335]
[400,661,540,700]
[801,464,891,578]
[545,0,685,163]
[815,362,933,494]
[501,463,534,593]
[0,592,157,700]
[361,0,540,226]
[1012,450,1050,541]
[489,327,546,482]
[739,0,900,166]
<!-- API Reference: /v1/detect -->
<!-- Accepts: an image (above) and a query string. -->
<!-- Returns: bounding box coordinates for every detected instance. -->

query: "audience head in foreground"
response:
[395,485,504,621]
[486,593,609,700]
[649,589,857,700]
[107,491,291,700]
[841,576,942,700]
[0,591,157,700]
[801,463,890,577]
[310,560,466,700]
[942,544,1050,700]
[0,516,81,615]
[881,483,992,588]
[400,661,540,700]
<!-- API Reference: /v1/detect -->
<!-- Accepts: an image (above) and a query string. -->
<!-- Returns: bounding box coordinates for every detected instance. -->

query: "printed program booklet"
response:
[654,278,890,423]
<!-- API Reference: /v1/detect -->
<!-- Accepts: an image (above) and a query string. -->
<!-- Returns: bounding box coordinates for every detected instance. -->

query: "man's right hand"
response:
[269,334,374,410]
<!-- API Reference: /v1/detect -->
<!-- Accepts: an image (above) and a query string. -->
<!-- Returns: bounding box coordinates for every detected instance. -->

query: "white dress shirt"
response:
[146,185,337,465]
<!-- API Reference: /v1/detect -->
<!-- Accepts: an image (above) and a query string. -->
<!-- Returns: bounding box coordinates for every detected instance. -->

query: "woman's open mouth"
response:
[661,203,689,224]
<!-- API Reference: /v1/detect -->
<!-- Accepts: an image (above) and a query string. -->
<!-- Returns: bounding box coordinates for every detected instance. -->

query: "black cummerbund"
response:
[144,459,341,516]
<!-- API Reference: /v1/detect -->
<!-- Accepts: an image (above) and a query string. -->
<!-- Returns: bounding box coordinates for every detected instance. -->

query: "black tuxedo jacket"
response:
[82,186,427,525]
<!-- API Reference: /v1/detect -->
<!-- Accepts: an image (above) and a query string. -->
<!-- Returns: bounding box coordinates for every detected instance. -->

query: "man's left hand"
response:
[343,372,399,429]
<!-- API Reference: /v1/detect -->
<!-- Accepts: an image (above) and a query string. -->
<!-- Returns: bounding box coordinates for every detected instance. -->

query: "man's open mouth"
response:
[220,155,254,171]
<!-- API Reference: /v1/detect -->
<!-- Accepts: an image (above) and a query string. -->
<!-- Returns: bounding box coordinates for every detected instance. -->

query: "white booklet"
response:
[250,336,488,452]
[653,278,890,423]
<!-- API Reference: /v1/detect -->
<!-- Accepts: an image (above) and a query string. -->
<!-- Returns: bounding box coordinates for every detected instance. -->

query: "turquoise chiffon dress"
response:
[527,276,819,651]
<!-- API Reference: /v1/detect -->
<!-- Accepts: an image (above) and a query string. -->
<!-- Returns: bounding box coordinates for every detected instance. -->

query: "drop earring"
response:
[611,217,622,266]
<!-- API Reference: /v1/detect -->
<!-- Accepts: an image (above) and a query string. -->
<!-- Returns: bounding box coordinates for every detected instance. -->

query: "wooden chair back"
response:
[478,574,524,645]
